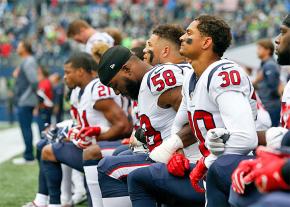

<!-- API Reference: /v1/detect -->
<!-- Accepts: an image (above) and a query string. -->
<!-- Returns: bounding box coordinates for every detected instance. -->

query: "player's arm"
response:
[149,95,197,163]
[94,99,132,141]
[158,86,182,111]
[171,95,197,147]
[217,91,258,155]
[209,67,258,155]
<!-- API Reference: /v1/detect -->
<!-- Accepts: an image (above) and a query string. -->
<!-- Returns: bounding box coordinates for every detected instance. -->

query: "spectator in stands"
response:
[253,39,281,126]
[36,66,53,135]
[12,39,38,165]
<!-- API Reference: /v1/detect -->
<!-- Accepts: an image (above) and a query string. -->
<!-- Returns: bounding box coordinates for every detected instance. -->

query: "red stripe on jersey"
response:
[139,114,162,152]
[188,111,212,157]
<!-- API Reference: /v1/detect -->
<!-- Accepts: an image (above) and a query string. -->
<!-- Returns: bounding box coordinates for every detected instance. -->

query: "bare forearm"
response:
[98,124,132,141]
[176,124,197,147]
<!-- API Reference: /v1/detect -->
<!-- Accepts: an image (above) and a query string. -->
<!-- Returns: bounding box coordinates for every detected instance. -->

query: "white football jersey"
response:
[138,63,187,151]
[76,78,121,128]
[186,59,257,157]
[70,87,81,123]
[281,80,290,128]
[131,100,140,130]
[180,69,202,162]
[85,32,114,54]
[70,87,81,108]
[255,93,272,131]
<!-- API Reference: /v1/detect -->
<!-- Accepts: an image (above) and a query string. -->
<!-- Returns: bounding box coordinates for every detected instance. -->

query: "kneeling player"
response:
[127,15,258,207]
[39,52,131,207]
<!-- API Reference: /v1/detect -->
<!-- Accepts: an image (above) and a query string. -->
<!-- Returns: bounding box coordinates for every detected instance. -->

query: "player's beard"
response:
[124,78,141,100]
[277,47,290,65]
[148,50,154,64]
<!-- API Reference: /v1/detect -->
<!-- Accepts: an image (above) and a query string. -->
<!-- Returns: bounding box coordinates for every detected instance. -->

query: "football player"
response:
[127,14,258,207]
[229,14,290,207]
[38,52,131,207]
[95,24,198,207]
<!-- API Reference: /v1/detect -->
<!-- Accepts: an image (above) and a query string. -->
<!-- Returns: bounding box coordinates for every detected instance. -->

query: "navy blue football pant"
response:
[44,140,122,204]
[97,153,152,198]
[228,136,290,207]
[112,145,130,156]
[36,139,49,196]
[229,184,262,207]
[127,162,205,207]
[206,154,254,207]
[249,192,290,207]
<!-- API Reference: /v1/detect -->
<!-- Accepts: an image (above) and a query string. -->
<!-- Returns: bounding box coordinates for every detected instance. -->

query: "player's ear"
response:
[202,37,212,50]
[78,67,86,76]
[162,46,170,58]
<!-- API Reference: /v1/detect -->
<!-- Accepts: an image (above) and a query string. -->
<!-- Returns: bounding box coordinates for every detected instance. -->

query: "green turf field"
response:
[0,155,87,207]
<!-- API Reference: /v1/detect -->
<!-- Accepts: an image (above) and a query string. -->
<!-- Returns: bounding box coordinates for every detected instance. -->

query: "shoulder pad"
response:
[147,64,184,95]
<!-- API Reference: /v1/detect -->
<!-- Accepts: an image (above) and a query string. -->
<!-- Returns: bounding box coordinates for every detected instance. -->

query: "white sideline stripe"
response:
[0,123,40,163]
[109,164,150,179]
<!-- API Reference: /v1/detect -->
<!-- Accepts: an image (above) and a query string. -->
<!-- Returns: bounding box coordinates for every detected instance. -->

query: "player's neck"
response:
[164,55,185,64]
[79,76,95,90]
[138,63,152,79]
[192,54,220,78]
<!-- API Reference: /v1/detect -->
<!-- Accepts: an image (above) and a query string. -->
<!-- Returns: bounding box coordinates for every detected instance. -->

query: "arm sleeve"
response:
[171,80,189,134]
[216,91,258,155]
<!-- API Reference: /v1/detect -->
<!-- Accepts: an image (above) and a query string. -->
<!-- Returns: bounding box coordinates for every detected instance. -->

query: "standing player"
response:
[127,15,258,207]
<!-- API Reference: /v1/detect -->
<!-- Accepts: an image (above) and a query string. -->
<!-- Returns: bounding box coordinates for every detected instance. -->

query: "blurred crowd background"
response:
[0,0,289,123]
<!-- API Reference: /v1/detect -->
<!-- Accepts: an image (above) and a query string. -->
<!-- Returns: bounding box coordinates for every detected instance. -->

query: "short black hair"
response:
[65,52,98,73]
[152,24,185,46]
[195,15,232,57]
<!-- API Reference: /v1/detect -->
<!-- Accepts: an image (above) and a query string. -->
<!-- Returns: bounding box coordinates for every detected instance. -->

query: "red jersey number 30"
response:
[218,70,241,87]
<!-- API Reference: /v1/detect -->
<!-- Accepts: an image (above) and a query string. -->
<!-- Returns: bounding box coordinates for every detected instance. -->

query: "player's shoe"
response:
[12,158,35,165]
